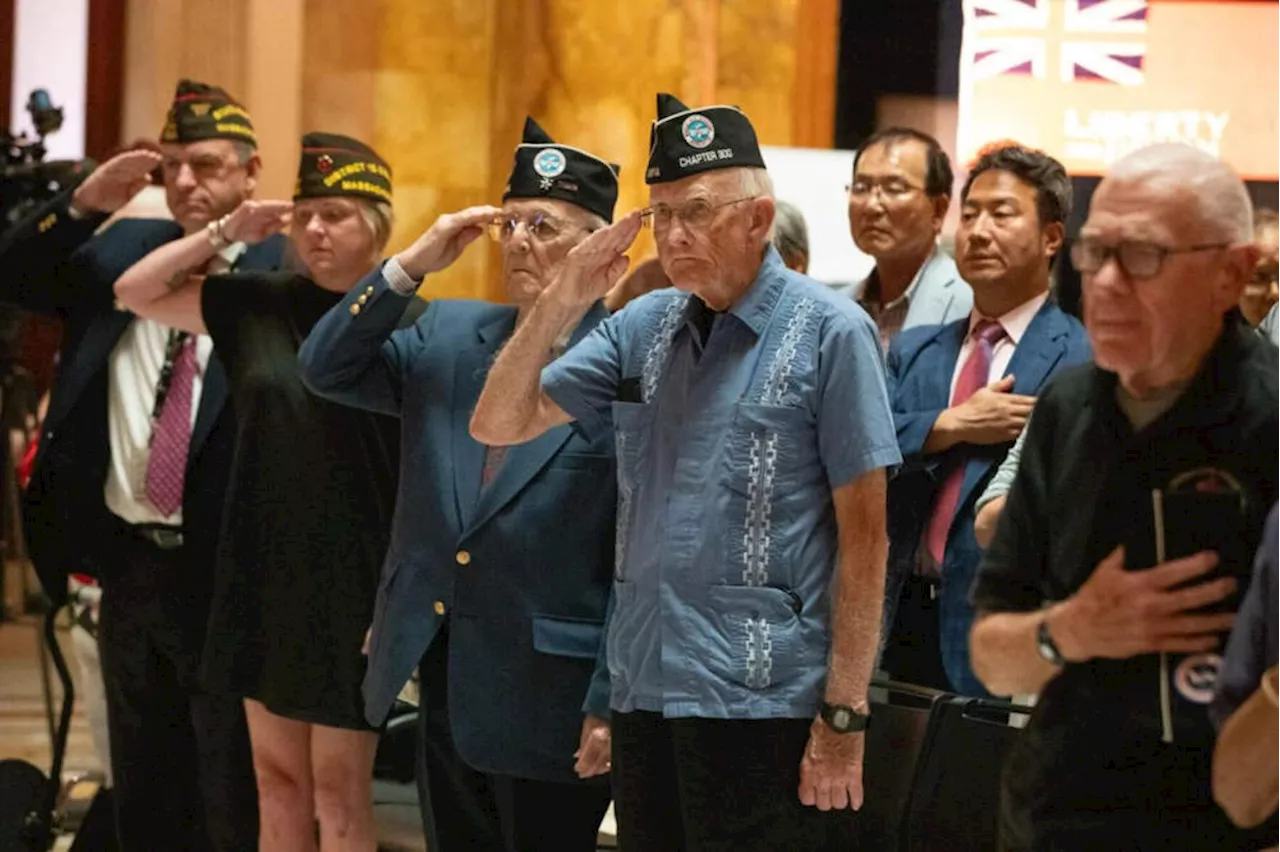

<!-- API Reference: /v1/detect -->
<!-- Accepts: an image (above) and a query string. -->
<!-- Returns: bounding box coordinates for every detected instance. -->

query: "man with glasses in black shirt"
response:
[969,143,1278,850]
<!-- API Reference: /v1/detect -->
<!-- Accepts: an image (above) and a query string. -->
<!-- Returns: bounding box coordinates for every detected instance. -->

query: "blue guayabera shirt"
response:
[543,247,900,718]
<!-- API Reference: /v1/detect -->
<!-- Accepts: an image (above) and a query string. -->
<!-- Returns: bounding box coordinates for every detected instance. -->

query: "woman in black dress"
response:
[114,133,401,852]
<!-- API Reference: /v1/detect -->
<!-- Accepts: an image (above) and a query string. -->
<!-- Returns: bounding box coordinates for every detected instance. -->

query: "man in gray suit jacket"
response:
[841,127,973,347]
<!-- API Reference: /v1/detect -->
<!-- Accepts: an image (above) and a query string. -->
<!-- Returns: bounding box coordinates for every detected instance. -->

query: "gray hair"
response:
[772,199,809,267]
[231,141,257,166]
[1109,144,1253,243]
[358,200,395,252]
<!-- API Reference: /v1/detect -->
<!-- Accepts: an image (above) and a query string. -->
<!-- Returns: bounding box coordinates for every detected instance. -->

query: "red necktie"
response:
[145,335,197,516]
[924,319,1007,565]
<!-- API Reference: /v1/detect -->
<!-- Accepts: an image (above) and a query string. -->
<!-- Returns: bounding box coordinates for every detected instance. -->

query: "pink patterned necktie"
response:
[145,335,198,516]
[924,319,1007,565]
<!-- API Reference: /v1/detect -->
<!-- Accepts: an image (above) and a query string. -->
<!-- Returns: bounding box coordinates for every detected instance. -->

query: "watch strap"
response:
[820,701,870,733]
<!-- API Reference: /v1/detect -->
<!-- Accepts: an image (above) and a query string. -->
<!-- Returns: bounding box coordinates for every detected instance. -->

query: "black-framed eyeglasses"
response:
[640,196,755,232]
[1069,237,1230,281]
[488,213,585,243]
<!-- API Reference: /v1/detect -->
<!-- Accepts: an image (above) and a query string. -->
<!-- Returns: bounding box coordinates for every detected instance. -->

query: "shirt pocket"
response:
[611,401,652,582]
[704,584,807,692]
[720,402,818,587]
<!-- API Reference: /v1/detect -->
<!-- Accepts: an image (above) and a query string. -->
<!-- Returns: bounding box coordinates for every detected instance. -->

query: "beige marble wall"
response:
[302,0,839,302]
[121,0,303,200]
[121,0,839,300]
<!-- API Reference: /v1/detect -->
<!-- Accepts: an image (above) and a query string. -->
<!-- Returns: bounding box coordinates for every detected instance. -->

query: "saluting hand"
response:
[542,210,644,311]
[71,149,163,215]
[222,200,293,245]
[396,205,504,280]
[1050,546,1238,662]
[798,720,865,811]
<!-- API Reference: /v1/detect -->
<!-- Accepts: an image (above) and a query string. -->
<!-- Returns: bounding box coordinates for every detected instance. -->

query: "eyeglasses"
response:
[488,213,585,243]
[846,178,921,202]
[640,196,755,232]
[1069,237,1230,281]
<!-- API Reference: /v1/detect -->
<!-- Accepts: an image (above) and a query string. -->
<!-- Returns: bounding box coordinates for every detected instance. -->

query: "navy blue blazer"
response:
[0,189,282,605]
[885,298,1091,696]
[298,266,615,784]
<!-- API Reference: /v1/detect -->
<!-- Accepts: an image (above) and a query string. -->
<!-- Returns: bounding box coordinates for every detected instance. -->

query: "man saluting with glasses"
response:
[969,143,1279,850]
[299,118,617,852]
[471,94,901,851]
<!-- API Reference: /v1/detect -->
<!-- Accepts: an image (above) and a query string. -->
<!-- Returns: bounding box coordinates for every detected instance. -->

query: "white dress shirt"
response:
[104,242,243,526]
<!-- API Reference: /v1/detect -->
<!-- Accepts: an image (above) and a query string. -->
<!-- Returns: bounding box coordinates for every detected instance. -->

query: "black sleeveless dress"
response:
[199,271,399,729]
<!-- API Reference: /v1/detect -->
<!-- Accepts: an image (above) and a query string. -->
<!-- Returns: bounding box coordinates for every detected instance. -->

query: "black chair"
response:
[856,679,949,849]
[899,695,1030,852]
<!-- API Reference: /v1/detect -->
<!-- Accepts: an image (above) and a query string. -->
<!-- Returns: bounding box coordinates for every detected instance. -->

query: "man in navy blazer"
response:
[883,143,1091,697]
[299,118,616,852]
[0,80,280,850]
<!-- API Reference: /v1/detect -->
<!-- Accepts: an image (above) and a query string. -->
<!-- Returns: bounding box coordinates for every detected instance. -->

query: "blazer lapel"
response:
[465,425,574,537]
[452,310,518,531]
[1003,302,1068,396]
[188,353,227,464]
[917,320,967,409]
[44,312,133,432]
[905,250,956,328]
[463,301,610,538]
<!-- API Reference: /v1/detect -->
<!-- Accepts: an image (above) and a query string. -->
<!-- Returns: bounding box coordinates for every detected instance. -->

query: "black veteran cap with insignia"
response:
[645,93,765,185]
[295,132,393,205]
[160,79,257,147]
[503,117,620,223]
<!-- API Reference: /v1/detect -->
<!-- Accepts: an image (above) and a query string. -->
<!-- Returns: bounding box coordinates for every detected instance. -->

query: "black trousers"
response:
[97,533,258,852]
[881,575,951,692]
[611,710,859,852]
[416,628,612,852]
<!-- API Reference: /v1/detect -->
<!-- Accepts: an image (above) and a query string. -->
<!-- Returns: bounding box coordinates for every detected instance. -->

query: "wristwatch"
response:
[819,701,870,734]
[1036,618,1065,667]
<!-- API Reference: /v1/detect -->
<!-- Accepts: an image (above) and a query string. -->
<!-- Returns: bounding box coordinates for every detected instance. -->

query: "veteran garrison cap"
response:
[645,93,765,185]
[503,117,620,223]
[295,132,393,205]
[160,79,256,147]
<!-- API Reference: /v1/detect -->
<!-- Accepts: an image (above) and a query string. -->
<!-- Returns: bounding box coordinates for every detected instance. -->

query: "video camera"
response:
[0,89,91,229]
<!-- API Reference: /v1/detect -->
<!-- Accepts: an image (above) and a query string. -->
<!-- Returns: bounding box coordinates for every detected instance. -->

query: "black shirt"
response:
[971,316,1278,849]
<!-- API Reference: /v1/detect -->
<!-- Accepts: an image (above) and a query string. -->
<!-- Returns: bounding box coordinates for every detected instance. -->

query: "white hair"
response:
[737,167,775,200]
[1108,143,1253,243]
[772,199,809,264]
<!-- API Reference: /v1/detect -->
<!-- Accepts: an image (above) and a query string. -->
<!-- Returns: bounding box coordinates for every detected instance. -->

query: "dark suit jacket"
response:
[298,267,615,784]
[0,189,283,605]
[885,298,1091,695]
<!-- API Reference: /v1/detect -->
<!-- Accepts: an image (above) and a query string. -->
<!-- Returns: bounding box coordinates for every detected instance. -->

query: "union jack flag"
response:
[964,0,1149,85]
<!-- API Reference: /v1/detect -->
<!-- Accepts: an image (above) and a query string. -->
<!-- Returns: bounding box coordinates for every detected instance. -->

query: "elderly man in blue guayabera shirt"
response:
[840,127,973,349]
[299,118,620,852]
[470,94,901,851]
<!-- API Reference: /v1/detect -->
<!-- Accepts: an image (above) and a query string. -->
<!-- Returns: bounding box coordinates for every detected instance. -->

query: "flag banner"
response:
[957,0,1278,179]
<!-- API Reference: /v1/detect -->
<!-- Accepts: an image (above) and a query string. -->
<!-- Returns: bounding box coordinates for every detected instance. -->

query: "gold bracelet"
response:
[1261,668,1279,709]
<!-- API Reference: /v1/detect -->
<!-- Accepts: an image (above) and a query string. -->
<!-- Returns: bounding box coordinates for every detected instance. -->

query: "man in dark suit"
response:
[299,118,616,852]
[0,80,280,850]
[883,143,1091,696]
